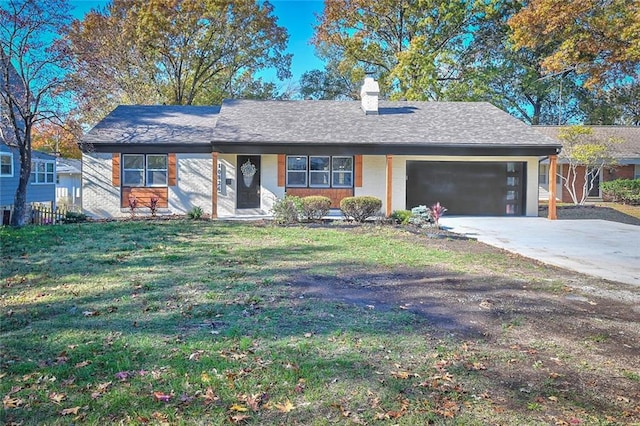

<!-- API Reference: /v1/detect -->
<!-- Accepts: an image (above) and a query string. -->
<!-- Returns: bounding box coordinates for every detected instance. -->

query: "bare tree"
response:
[0,0,72,226]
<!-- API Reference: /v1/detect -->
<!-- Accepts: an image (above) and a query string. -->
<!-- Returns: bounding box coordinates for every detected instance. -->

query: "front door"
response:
[237,155,261,209]
[587,169,600,197]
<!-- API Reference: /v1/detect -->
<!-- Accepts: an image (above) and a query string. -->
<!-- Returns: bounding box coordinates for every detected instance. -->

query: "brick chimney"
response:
[360,77,379,115]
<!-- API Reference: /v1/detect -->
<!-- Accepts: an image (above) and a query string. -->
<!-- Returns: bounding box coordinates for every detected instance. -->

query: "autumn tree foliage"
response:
[65,0,292,125]
[508,0,640,88]
[0,0,73,227]
[313,0,480,100]
[31,119,82,159]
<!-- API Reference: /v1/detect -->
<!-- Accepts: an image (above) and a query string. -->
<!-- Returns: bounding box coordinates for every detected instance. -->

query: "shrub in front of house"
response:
[63,211,88,223]
[391,210,412,225]
[187,206,204,220]
[300,196,332,222]
[340,196,382,223]
[408,205,434,227]
[271,195,302,224]
[601,179,640,205]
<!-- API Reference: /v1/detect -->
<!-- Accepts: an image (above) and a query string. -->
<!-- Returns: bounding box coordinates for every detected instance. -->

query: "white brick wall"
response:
[169,154,212,216]
[82,153,122,218]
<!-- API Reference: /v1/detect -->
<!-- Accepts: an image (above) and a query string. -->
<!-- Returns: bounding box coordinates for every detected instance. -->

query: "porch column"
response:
[212,151,218,219]
[548,154,557,220]
[386,155,393,216]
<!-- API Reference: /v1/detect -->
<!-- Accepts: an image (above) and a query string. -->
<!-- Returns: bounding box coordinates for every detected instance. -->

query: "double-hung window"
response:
[122,154,167,187]
[0,152,13,177]
[286,156,308,187]
[309,156,330,187]
[286,155,354,188]
[332,156,353,187]
[30,159,55,184]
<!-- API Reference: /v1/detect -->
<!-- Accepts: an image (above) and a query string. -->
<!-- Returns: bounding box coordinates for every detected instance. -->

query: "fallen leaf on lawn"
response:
[3,395,25,409]
[153,391,171,402]
[75,360,91,368]
[61,377,76,386]
[274,399,295,413]
[49,392,66,404]
[465,362,487,371]
[201,372,211,383]
[548,396,559,402]
[114,371,130,381]
[188,350,205,361]
[244,393,263,411]
[82,311,99,317]
[202,387,219,405]
[391,371,419,379]
[229,414,251,423]
[60,406,80,416]
[230,403,248,412]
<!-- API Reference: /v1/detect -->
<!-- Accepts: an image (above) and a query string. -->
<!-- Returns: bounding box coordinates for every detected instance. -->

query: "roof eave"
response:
[211,141,561,156]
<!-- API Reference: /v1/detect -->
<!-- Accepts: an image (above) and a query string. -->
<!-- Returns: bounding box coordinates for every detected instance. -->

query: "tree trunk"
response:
[10,139,32,227]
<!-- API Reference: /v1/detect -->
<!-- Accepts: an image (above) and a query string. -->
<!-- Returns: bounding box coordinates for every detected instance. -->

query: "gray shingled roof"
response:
[212,99,560,147]
[82,105,221,146]
[535,126,640,161]
[80,101,562,155]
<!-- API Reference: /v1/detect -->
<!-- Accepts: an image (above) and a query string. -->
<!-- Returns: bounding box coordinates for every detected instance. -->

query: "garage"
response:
[406,161,526,216]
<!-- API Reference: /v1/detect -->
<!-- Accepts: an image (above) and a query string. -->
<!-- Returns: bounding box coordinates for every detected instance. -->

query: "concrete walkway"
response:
[439,216,640,286]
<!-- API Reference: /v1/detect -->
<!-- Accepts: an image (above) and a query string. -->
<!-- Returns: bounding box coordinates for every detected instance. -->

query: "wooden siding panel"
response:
[112,154,120,186]
[286,188,353,208]
[354,155,363,187]
[168,153,177,186]
[121,187,168,208]
[277,154,285,187]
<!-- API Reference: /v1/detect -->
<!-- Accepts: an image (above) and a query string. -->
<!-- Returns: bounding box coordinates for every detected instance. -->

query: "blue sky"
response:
[69,0,326,87]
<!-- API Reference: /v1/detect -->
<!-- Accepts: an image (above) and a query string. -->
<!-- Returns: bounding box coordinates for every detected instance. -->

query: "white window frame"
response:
[286,155,354,189]
[331,156,353,188]
[309,156,331,188]
[286,156,308,187]
[0,152,13,177]
[122,154,168,187]
[146,154,168,187]
[30,159,55,184]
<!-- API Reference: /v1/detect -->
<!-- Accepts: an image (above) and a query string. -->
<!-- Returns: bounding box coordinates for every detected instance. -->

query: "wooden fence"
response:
[31,205,67,225]
[2,205,67,226]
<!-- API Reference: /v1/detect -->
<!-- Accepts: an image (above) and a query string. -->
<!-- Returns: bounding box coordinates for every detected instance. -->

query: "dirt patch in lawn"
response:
[287,229,640,423]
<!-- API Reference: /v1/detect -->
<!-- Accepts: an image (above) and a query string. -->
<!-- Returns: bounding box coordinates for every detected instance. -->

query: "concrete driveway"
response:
[439,216,640,286]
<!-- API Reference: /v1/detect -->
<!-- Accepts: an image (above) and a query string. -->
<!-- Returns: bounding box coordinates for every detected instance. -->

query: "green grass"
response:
[0,221,636,425]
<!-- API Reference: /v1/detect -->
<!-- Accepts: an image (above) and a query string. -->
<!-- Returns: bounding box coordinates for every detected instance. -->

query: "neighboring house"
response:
[80,78,561,219]
[55,157,82,210]
[1,143,57,224]
[536,126,640,202]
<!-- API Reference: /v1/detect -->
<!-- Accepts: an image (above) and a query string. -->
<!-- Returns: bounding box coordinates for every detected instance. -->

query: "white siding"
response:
[260,154,284,215]
[82,153,121,218]
[56,174,82,208]
[357,155,386,202]
[169,154,212,216]
[217,154,236,217]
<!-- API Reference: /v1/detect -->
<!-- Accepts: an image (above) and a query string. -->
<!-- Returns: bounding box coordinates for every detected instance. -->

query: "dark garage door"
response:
[406,161,525,216]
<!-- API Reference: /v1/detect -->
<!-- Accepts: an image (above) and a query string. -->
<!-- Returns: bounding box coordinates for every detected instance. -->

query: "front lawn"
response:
[1,221,638,425]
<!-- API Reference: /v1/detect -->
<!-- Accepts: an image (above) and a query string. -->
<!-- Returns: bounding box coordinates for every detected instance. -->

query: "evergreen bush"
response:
[300,196,332,222]
[600,179,640,205]
[271,195,302,224]
[340,196,382,222]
